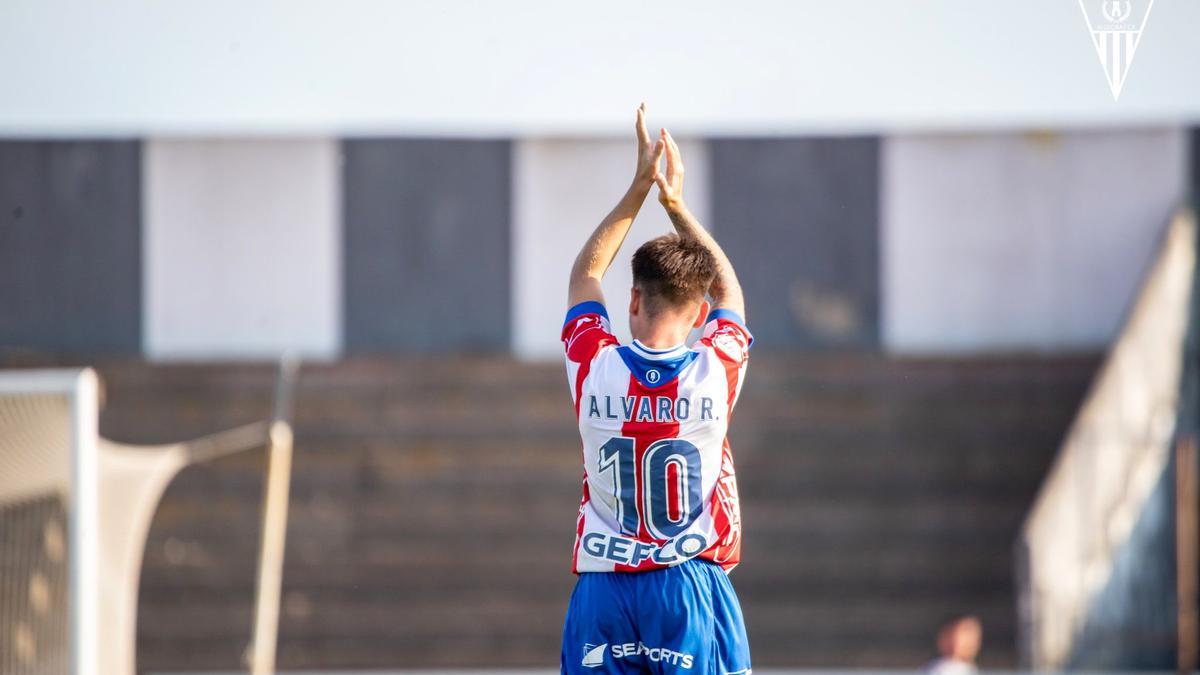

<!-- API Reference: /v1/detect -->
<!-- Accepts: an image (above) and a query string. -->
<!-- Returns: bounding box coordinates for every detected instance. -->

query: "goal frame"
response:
[0,368,100,675]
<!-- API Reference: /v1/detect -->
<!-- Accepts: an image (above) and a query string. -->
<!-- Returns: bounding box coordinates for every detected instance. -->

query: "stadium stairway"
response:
[72,354,1097,671]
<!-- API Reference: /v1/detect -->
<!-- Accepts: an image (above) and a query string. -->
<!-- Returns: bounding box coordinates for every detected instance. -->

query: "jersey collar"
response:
[617,343,699,389]
[628,340,690,361]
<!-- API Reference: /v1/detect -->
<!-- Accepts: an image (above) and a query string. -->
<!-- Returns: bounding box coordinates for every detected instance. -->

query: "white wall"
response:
[144,139,340,359]
[882,129,1188,353]
[513,139,711,359]
[2,0,1198,136]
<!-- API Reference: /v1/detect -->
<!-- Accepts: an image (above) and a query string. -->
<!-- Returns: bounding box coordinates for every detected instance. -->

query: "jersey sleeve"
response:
[562,301,619,414]
[699,308,753,364]
[562,301,619,363]
[698,308,753,412]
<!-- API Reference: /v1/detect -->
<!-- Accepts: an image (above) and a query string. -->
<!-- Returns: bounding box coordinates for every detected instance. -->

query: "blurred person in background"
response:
[926,615,983,675]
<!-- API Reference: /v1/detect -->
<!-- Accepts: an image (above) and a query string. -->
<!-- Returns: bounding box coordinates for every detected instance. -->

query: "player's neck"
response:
[631,323,690,350]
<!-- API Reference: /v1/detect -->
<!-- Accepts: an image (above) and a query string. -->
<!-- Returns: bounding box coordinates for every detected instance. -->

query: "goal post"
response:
[249,355,299,675]
[0,368,99,675]
[0,365,289,675]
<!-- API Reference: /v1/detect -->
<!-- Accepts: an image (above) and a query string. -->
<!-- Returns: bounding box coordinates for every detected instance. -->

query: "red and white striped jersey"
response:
[561,301,752,574]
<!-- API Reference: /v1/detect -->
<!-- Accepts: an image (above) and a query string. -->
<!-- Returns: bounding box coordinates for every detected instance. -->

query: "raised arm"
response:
[654,129,746,319]
[568,104,665,308]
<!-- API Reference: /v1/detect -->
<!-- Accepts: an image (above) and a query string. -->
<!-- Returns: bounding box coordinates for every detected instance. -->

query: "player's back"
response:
[562,302,752,574]
[558,110,754,674]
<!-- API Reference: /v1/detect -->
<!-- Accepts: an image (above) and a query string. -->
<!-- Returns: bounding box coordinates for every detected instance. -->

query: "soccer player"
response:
[559,104,753,674]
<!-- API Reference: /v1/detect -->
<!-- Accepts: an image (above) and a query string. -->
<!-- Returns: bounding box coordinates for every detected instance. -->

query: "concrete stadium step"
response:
[45,353,1096,670]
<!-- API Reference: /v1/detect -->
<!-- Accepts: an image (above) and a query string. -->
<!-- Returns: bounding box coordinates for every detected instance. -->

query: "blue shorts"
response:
[561,558,751,674]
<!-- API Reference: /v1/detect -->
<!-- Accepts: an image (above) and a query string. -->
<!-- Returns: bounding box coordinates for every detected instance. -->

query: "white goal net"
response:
[0,367,283,675]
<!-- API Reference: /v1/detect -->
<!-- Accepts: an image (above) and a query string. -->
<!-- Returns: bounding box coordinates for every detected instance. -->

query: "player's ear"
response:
[692,299,710,328]
[629,287,640,316]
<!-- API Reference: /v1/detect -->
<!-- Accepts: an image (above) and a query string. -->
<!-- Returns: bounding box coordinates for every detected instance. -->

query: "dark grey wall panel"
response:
[710,138,879,348]
[0,141,141,354]
[343,140,511,352]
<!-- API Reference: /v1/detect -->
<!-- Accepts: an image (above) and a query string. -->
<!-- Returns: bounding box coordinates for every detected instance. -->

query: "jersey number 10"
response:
[597,437,704,540]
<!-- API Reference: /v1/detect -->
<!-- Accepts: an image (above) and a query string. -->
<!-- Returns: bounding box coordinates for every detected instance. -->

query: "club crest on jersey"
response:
[714,333,745,362]
[646,368,661,384]
[587,395,715,423]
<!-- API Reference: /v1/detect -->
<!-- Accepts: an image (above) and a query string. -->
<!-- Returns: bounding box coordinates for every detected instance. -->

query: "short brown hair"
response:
[631,234,717,313]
